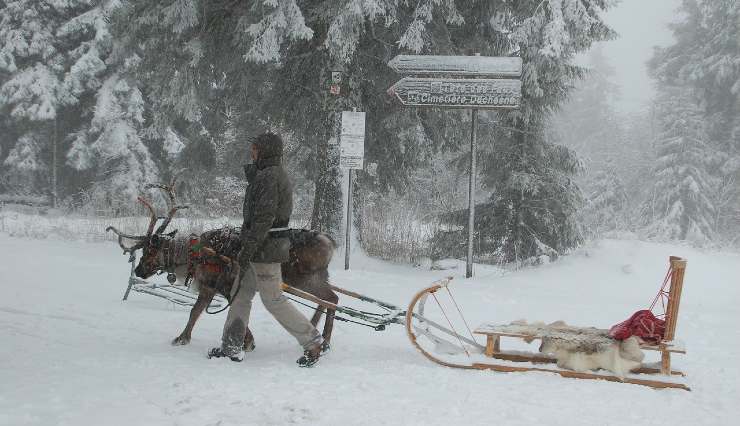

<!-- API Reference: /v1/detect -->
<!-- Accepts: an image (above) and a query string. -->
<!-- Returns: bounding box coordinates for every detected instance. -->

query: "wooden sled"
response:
[405,257,690,391]
[121,251,226,309]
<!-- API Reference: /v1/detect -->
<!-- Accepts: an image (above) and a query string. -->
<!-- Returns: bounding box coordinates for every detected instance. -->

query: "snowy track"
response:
[1,236,738,425]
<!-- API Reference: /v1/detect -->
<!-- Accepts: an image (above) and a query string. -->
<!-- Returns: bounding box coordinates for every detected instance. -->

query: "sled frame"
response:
[405,257,690,391]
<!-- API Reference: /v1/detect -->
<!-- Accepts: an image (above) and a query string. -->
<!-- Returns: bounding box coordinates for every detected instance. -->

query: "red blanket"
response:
[609,310,665,344]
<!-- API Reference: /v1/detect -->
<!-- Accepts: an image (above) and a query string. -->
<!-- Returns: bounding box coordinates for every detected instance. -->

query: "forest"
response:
[1,0,738,265]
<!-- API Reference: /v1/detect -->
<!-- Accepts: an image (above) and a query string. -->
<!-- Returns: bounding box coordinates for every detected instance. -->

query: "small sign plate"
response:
[388,55,522,78]
[340,111,365,169]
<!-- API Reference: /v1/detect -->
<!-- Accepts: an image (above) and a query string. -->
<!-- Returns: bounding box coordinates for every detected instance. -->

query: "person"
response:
[208,132,323,367]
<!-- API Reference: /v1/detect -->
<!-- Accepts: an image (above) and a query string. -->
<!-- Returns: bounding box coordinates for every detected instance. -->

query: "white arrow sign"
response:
[388,55,522,77]
[388,77,521,109]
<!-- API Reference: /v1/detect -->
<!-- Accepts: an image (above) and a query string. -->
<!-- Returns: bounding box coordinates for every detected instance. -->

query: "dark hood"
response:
[252,132,283,170]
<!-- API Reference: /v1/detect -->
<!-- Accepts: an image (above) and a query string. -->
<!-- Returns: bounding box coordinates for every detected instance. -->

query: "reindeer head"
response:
[107,177,188,279]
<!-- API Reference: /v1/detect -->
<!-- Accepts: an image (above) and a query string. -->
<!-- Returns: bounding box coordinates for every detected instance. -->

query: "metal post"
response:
[345,168,353,270]
[466,108,478,278]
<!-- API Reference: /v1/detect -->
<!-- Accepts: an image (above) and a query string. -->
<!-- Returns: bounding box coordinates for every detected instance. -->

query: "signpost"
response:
[340,111,366,270]
[388,54,522,278]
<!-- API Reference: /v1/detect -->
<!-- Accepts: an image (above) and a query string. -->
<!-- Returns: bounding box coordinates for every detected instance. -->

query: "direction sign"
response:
[340,111,365,169]
[388,77,521,109]
[388,55,522,78]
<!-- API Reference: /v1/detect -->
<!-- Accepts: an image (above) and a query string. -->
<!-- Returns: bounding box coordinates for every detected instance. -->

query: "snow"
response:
[1,235,739,425]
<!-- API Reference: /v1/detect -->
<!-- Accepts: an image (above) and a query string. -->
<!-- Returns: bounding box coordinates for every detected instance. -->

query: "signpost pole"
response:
[386,53,521,279]
[345,168,353,270]
[466,108,478,278]
[340,109,365,271]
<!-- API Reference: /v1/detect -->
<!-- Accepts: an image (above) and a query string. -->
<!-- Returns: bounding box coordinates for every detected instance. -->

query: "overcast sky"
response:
[596,0,682,113]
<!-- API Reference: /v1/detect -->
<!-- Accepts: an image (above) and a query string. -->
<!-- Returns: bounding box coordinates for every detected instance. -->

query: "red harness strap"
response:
[188,237,225,277]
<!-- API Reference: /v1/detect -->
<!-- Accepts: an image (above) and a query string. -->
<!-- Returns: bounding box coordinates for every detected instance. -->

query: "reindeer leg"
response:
[310,307,325,327]
[172,288,214,346]
[321,290,338,353]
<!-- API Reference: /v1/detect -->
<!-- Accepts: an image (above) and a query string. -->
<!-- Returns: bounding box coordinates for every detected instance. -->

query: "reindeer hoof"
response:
[321,342,331,353]
[171,336,191,346]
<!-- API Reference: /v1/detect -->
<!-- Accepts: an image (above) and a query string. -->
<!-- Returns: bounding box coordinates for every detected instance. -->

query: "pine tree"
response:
[0,0,160,210]
[469,0,615,264]
[646,88,719,242]
[67,73,160,211]
[583,167,628,237]
[648,0,739,243]
[0,0,68,204]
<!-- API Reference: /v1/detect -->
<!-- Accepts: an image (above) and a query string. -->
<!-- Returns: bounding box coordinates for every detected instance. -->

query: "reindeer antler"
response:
[145,172,189,235]
[107,173,189,255]
[137,196,158,237]
[106,226,146,254]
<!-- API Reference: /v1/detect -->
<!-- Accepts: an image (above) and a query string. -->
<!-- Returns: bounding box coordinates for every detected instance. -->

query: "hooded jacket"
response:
[240,136,293,263]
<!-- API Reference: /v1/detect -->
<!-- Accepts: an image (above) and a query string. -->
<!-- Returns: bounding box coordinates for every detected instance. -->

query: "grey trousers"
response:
[221,262,322,355]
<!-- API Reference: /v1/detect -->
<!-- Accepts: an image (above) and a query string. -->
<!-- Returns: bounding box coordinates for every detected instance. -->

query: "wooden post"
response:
[664,256,687,341]
[485,335,494,357]
[660,348,672,375]
[661,256,685,375]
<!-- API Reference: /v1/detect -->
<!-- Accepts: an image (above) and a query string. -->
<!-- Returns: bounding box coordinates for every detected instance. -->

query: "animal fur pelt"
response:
[484,320,645,376]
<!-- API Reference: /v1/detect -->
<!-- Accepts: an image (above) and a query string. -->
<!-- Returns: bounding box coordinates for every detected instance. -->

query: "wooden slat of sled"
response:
[471,362,690,391]
[641,341,686,354]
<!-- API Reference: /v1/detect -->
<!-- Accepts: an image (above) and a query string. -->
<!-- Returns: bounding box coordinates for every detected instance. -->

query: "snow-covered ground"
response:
[1,235,738,425]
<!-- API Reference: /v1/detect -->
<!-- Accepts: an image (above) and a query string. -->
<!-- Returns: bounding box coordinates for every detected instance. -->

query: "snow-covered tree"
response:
[67,73,159,210]
[0,0,160,209]
[646,88,719,243]
[583,167,628,237]
[647,0,739,243]
[0,1,68,203]
[114,0,613,258]
[468,0,615,264]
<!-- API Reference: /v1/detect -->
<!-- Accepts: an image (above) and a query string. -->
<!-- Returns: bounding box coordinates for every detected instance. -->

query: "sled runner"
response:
[122,251,226,309]
[405,256,690,390]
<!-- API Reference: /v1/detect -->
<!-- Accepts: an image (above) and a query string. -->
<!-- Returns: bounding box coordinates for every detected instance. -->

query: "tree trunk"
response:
[51,117,58,208]
[310,110,343,240]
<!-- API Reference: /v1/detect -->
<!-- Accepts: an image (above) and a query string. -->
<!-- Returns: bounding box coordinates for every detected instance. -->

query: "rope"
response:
[445,286,478,346]
[205,264,241,315]
[206,278,241,315]
[649,265,673,319]
[431,292,470,357]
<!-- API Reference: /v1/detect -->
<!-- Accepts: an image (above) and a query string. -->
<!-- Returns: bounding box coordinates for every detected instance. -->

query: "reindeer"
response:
[107,179,338,352]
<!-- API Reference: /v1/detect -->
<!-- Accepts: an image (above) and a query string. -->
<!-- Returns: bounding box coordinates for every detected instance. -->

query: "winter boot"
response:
[208,347,245,362]
[296,345,322,367]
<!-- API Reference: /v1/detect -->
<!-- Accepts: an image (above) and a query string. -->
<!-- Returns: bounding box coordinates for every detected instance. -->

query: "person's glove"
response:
[237,247,252,267]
